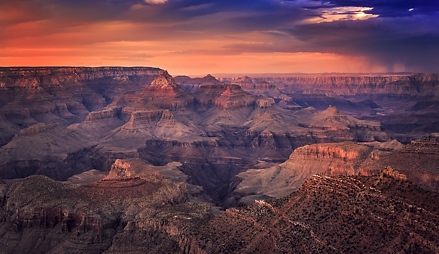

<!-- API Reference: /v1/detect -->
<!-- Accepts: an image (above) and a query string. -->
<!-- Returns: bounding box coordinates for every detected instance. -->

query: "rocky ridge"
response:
[239,74,439,97]
[193,168,439,253]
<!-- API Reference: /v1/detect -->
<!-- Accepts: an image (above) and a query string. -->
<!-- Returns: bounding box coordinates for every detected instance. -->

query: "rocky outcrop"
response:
[255,97,275,108]
[230,76,291,101]
[0,160,210,254]
[2,161,438,253]
[84,107,122,121]
[124,110,174,129]
[193,170,439,253]
[112,71,194,110]
[193,84,256,109]
[175,74,221,93]
[231,141,403,205]
[213,85,256,109]
[298,106,388,142]
[103,158,162,181]
[362,134,439,191]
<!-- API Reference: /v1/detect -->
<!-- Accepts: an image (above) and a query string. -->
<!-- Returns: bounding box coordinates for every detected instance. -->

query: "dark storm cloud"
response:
[287,15,439,72]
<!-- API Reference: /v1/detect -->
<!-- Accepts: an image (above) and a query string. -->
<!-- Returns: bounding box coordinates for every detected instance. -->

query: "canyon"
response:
[0,160,437,253]
[0,67,438,253]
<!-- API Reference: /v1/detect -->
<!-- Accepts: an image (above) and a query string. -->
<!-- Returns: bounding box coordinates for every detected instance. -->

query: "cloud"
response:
[1,0,438,73]
[286,15,439,72]
[311,0,439,17]
[145,0,167,4]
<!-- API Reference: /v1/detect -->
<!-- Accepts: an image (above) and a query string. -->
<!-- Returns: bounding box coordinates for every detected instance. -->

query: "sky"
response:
[1,0,439,75]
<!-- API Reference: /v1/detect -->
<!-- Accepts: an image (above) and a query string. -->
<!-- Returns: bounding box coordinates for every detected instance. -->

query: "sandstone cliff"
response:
[231,141,402,205]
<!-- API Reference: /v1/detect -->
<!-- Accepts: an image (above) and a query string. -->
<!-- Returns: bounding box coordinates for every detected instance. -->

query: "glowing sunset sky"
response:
[1,0,438,75]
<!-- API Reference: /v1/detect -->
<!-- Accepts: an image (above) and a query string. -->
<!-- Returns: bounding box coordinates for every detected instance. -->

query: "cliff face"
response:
[245,74,439,97]
[0,67,163,144]
[109,72,195,113]
[232,133,439,206]
[298,106,387,142]
[231,141,399,205]
[213,85,256,109]
[0,67,163,89]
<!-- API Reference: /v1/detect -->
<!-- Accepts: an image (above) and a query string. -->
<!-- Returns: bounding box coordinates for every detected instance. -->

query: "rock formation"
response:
[239,74,439,97]
[193,169,439,254]
[0,67,163,145]
[175,74,222,93]
[361,133,439,191]
[231,140,403,205]
[0,162,438,253]
[0,159,210,254]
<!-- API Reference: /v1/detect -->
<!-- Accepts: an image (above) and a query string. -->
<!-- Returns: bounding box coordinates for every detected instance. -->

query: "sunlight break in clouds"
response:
[304,6,378,24]
[145,0,167,4]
